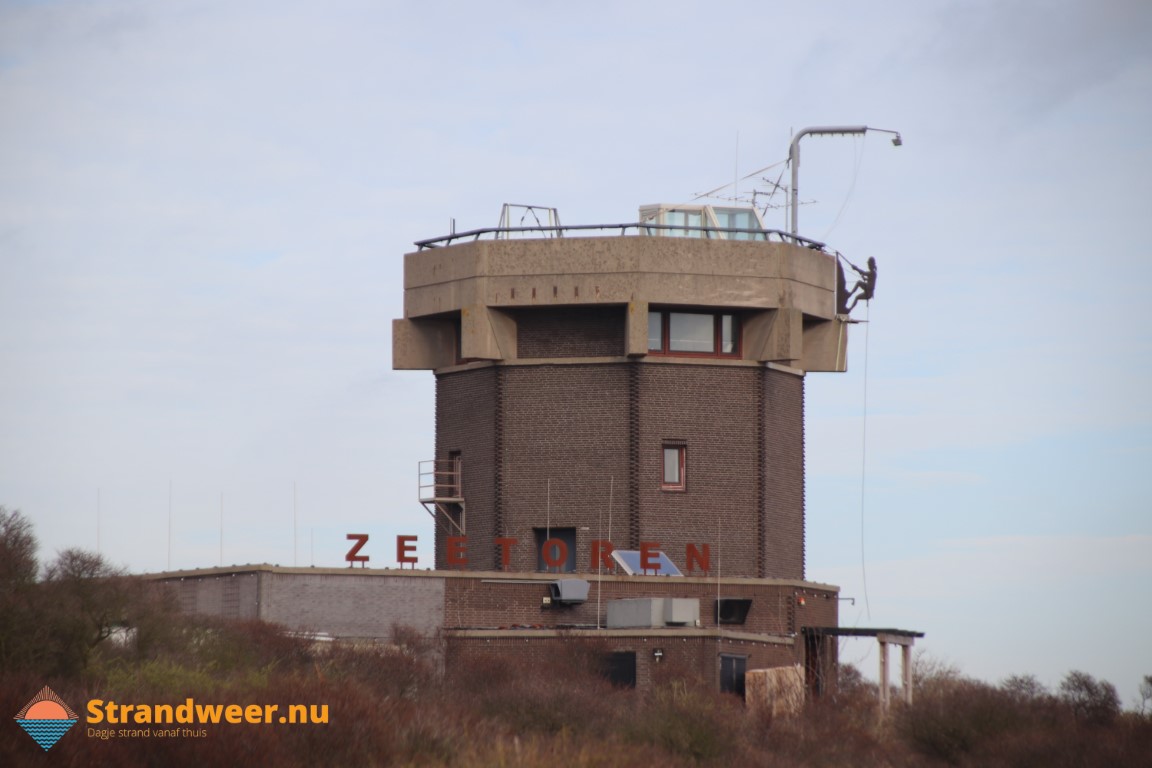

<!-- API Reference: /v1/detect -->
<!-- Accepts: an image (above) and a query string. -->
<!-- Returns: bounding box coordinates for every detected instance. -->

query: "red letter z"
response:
[345,533,369,566]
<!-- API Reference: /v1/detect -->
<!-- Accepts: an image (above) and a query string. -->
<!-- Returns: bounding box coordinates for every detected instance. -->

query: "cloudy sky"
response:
[2,0,1149,703]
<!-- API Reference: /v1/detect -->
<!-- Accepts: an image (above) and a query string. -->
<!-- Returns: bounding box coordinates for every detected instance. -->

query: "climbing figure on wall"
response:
[843,256,877,313]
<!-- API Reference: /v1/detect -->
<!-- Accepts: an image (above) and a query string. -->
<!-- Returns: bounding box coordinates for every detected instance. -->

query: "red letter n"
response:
[686,543,710,574]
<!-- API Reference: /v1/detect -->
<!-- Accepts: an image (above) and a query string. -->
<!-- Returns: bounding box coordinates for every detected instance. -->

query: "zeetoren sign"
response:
[344,534,712,573]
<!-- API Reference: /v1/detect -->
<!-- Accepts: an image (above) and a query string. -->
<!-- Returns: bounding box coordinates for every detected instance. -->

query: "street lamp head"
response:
[891,133,903,147]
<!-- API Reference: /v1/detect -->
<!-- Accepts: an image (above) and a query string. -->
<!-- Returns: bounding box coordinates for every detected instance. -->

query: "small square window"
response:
[534,527,577,573]
[662,445,685,490]
[603,651,637,688]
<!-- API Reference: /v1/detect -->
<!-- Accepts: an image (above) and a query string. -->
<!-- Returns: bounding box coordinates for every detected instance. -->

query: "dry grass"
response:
[2,617,1150,767]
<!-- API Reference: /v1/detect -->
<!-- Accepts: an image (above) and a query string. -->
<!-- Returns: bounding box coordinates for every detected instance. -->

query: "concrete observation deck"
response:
[393,227,850,374]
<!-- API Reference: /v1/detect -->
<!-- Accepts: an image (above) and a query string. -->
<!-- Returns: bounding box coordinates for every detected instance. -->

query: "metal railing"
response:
[414,222,826,251]
[418,458,463,502]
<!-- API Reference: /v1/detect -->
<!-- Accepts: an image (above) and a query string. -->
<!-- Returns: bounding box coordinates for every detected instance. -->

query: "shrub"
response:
[1000,673,1049,702]
[623,681,747,764]
[898,677,1026,765]
[1059,670,1120,726]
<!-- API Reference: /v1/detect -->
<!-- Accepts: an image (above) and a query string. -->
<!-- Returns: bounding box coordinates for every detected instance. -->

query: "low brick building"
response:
[158,563,838,693]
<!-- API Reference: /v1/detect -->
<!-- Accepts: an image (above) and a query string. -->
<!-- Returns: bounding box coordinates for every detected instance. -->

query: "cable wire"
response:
[823,135,867,239]
[859,301,872,620]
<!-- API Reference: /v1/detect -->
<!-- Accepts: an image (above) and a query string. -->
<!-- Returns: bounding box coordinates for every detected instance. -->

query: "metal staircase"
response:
[418,458,465,534]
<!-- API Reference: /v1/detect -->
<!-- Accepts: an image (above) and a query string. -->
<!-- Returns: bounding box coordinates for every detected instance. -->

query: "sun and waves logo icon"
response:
[15,686,78,751]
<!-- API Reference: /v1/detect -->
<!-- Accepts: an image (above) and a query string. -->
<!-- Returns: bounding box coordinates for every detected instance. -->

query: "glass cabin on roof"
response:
[639,203,768,240]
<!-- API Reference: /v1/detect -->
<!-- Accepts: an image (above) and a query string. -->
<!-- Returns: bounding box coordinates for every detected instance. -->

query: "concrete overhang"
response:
[393,236,851,373]
[400,237,838,320]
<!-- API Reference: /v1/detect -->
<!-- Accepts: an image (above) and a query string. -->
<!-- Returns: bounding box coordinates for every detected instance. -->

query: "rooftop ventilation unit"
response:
[549,578,590,605]
[664,598,700,626]
[607,598,701,628]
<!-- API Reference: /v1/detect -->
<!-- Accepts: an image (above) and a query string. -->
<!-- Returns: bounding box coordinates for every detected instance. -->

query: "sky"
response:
[2,0,1149,705]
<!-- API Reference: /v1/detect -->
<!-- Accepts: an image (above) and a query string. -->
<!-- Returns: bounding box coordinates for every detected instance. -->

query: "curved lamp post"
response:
[788,125,902,238]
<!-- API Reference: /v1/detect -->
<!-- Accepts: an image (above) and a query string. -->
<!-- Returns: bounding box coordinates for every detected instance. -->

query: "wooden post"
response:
[902,643,913,705]
[878,638,890,711]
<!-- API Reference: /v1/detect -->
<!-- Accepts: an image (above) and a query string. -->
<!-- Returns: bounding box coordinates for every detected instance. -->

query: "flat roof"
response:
[802,627,924,638]
[145,563,839,591]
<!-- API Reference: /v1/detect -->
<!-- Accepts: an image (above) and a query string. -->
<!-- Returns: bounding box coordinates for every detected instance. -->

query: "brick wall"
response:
[260,572,444,640]
[636,363,762,578]
[445,633,797,692]
[157,567,836,687]
[763,367,805,579]
[513,306,626,358]
[434,313,807,578]
[440,573,839,653]
[161,570,447,641]
[436,368,498,568]
[500,364,631,572]
[165,572,260,620]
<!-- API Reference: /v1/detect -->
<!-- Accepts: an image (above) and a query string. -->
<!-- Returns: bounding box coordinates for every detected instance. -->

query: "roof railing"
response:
[414,223,826,251]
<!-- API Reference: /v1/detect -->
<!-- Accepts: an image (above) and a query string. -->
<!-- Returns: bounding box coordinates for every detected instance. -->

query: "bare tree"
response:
[39,548,136,676]
[0,506,39,671]
[1059,670,1120,725]
[0,505,38,585]
[1001,673,1049,702]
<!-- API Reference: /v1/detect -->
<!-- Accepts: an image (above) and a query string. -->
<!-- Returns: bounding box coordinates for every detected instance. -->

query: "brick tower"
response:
[393,203,848,579]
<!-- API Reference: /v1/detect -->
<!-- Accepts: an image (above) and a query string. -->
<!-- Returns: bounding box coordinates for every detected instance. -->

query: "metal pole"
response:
[791,125,904,238]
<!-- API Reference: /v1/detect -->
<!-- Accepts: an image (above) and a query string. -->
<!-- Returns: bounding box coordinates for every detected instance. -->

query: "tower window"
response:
[534,527,577,573]
[662,444,686,491]
[647,310,739,357]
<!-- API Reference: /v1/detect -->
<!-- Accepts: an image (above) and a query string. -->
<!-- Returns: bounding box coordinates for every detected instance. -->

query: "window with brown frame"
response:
[662,444,686,491]
[647,310,739,357]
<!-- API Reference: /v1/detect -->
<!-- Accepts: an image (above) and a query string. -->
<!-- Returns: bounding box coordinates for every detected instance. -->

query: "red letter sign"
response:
[345,534,369,567]
[541,538,569,569]
[396,535,418,566]
[447,536,468,567]
[495,537,517,570]
[640,541,661,573]
[591,539,615,571]
[686,543,710,573]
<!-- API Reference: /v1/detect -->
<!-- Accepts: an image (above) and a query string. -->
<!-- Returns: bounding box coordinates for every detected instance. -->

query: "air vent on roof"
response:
[549,579,590,605]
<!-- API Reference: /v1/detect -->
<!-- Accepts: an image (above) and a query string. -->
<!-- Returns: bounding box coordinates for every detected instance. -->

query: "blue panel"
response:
[611,549,683,576]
